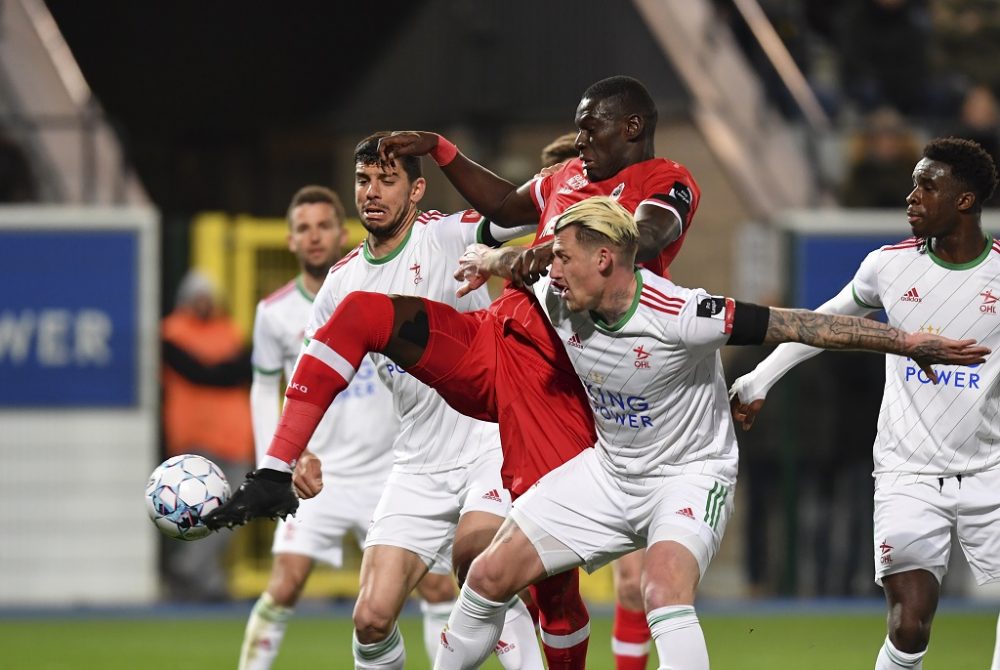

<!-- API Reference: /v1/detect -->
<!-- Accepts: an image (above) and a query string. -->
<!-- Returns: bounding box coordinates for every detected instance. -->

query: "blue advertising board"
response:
[0,229,138,406]
[791,233,901,310]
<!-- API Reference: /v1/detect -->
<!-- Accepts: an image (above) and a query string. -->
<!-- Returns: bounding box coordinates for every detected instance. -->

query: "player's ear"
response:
[597,246,613,272]
[410,177,427,204]
[624,113,643,141]
[286,231,295,253]
[956,189,976,213]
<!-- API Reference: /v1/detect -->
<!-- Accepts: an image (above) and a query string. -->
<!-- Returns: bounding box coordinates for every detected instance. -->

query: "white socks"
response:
[435,583,509,669]
[647,605,708,670]
[494,596,545,669]
[875,636,925,669]
[421,600,455,664]
[238,592,294,670]
[352,624,405,669]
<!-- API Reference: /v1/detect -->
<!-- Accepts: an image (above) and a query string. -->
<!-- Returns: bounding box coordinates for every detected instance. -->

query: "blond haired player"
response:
[436,196,989,670]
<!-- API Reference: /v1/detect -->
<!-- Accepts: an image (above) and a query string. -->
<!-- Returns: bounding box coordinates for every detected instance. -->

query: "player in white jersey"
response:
[730,138,1000,670]
[239,186,458,669]
[242,135,542,670]
[435,196,989,670]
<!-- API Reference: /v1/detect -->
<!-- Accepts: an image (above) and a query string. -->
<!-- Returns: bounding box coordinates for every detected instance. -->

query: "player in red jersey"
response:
[207,75,695,669]
[381,74,698,670]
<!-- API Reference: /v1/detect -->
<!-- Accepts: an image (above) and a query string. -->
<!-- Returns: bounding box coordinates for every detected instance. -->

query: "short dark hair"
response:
[354,131,423,183]
[582,75,658,134]
[287,185,346,226]
[923,137,998,211]
[540,132,579,168]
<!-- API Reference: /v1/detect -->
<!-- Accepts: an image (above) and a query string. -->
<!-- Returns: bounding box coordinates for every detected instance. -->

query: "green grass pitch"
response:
[2,610,995,669]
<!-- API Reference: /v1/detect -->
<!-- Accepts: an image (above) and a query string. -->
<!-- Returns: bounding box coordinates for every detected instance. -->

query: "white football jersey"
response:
[852,236,1000,476]
[531,269,738,484]
[306,210,502,474]
[252,276,397,482]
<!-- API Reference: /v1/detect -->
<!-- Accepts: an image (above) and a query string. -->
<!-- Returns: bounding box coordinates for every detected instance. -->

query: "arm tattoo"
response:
[765,308,906,353]
[490,247,525,279]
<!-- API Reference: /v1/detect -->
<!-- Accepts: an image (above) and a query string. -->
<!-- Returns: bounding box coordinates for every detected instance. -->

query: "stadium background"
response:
[1,0,999,667]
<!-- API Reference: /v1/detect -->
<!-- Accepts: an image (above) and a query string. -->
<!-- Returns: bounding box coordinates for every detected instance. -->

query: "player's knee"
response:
[643,567,696,608]
[465,554,516,602]
[352,599,397,643]
[887,609,932,652]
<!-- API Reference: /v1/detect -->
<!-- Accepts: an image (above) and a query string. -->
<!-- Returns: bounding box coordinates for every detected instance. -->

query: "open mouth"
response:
[550,280,569,299]
[363,206,388,222]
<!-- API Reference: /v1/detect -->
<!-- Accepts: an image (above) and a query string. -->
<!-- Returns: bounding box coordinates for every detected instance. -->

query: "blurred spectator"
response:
[840,107,922,207]
[160,269,253,602]
[834,0,933,117]
[933,1,1000,98]
[951,84,1000,205]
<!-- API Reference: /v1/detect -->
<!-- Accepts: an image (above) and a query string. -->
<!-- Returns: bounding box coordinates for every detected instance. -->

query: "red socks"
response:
[265,291,395,464]
[612,603,651,670]
[530,569,590,670]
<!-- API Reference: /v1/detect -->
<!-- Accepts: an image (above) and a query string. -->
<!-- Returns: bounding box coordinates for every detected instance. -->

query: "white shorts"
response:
[365,448,510,575]
[510,448,734,577]
[874,468,1000,586]
[272,475,384,568]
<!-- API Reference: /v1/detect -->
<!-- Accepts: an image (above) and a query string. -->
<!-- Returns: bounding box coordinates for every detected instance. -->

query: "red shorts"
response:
[409,287,595,497]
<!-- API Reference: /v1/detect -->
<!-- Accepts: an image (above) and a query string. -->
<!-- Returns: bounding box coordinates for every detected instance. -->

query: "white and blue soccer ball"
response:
[145,454,230,541]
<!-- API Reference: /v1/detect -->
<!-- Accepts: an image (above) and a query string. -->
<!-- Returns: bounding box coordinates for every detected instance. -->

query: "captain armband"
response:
[728,301,770,345]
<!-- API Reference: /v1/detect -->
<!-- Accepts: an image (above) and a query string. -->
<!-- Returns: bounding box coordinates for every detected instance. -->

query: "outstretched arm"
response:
[379,131,539,227]
[762,308,988,368]
[729,291,990,429]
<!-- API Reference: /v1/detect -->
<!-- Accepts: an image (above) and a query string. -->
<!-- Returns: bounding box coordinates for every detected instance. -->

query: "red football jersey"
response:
[528,157,700,278]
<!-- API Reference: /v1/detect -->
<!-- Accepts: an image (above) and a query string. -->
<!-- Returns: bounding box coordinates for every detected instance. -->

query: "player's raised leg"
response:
[204,292,431,529]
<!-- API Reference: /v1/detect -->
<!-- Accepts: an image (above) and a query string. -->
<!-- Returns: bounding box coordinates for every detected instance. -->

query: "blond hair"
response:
[554,196,639,253]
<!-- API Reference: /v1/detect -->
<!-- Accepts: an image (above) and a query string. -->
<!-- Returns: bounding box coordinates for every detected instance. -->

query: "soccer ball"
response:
[145,454,230,541]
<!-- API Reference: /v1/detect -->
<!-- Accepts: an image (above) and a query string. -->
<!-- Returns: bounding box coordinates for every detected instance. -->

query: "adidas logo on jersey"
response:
[567,333,583,349]
[482,489,503,503]
[676,507,695,519]
[900,287,921,303]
